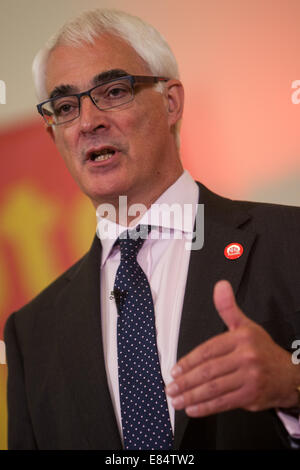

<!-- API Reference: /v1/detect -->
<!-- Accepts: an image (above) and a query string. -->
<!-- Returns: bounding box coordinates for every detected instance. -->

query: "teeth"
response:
[93,152,114,162]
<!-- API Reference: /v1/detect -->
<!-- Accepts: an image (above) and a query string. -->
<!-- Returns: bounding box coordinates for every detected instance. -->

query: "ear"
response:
[46,125,55,141]
[164,79,184,129]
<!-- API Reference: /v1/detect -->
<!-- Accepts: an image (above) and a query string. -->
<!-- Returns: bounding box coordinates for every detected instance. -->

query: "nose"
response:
[78,94,109,133]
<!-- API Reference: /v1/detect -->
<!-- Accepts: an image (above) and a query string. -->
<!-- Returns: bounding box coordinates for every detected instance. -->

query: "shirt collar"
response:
[96,170,199,267]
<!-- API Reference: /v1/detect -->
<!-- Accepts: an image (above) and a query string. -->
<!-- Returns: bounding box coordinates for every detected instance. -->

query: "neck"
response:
[95,166,184,227]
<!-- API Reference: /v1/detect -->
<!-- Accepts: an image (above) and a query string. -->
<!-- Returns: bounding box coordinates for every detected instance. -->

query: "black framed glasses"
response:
[37,75,169,126]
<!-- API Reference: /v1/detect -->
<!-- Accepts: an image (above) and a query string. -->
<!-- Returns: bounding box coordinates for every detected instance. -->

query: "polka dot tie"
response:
[114,226,173,450]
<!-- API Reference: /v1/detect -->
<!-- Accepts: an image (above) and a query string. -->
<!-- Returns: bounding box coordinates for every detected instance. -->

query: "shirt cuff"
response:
[277,409,300,439]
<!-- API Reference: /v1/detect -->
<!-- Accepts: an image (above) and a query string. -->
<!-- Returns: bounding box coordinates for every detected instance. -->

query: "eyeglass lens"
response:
[41,78,134,125]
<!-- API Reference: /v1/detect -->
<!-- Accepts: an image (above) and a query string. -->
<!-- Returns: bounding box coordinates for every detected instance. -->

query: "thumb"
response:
[213,280,249,330]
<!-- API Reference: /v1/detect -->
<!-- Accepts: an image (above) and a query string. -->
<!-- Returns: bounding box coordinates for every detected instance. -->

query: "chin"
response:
[86,185,128,206]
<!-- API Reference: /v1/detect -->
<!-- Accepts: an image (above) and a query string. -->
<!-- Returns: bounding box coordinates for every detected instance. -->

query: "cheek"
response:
[53,129,76,165]
[136,114,169,161]
[126,102,168,152]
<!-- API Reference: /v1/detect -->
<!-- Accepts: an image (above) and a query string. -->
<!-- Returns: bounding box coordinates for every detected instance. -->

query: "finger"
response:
[185,386,245,417]
[166,351,239,397]
[213,280,249,331]
[171,329,236,378]
[170,371,242,411]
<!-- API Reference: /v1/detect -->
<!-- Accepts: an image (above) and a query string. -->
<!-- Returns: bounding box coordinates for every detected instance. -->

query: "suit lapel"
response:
[57,236,122,449]
[174,183,257,449]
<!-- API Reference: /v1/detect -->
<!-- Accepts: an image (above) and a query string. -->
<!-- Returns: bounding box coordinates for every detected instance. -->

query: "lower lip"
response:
[85,151,120,169]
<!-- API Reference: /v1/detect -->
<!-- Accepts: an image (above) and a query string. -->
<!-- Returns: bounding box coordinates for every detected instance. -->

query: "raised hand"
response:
[166,280,300,417]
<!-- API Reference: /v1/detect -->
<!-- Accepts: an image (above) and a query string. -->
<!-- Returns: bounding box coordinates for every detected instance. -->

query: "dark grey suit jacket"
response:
[4,182,300,449]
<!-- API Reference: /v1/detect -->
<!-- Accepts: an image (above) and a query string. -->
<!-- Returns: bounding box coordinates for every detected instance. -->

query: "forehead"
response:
[45,33,150,95]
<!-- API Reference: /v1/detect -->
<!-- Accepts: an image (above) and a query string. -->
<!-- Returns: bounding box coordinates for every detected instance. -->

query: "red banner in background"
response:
[0,119,97,337]
[0,119,97,449]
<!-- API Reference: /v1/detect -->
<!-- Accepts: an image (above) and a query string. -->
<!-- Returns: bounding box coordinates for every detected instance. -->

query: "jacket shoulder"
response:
[6,251,88,327]
[197,181,300,231]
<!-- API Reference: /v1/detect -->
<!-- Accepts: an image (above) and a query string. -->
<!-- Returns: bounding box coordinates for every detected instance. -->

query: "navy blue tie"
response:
[114,226,173,450]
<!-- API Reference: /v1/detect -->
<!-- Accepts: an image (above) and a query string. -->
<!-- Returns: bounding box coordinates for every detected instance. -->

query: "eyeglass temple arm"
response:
[133,76,169,85]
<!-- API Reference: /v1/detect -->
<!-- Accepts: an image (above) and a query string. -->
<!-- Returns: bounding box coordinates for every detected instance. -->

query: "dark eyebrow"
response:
[48,69,129,100]
[49,84,78,100]
[92,69,129,86]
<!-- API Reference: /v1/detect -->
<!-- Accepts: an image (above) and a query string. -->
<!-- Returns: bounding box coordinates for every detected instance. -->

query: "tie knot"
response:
[117,225,150,260]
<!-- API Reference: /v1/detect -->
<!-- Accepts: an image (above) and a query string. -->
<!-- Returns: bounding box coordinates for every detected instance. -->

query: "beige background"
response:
[1,0,300,203]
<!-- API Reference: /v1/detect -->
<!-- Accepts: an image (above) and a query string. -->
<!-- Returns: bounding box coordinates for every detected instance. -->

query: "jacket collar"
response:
[57,236,123,449]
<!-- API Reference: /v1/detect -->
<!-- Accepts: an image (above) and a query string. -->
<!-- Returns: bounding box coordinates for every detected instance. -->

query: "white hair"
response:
[32,9,181,146]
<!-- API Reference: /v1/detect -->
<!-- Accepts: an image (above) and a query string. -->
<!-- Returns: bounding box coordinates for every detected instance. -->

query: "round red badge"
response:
[224,243,243,260]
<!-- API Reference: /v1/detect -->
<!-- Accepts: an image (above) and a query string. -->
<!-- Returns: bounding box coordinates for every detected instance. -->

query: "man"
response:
[4,9,300,450]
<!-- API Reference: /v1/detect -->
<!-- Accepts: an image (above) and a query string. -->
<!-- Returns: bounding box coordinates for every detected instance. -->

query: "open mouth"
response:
[88,148,116,162]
